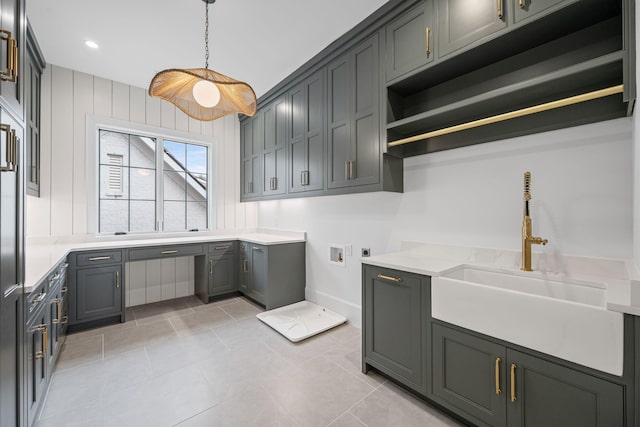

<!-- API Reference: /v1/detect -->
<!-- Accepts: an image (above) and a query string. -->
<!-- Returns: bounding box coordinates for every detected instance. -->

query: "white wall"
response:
[258,118,634,325]
[26,64,257,306]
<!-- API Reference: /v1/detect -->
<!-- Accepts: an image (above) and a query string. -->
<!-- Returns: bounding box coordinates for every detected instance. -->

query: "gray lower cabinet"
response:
[238,243,249,293]
[241,241,305,310]
[75,265,122,321]
[362,265,430,395]
[25,303,47,427]
[195,253,238,302]
[288,70,324,194]
[385,0,435,82]
[436,0,508,59]
[327,33,380,190]
[432,322,625,427]
[513,0,577,24]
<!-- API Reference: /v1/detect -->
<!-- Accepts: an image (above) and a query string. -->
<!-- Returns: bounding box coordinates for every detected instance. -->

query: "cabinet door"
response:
[513,0,576,24]
[207,253,237,296]
[385,0,435,82]
[506,349,624,427]
[0,109,22,427]
[238,248,249,293]
[327,56,350,189]
[437,0,508,59]
[76,265,122,321]
[262,97,287,196]
[26,309,48,427]
[249,245,267,304]
[0,0,23,120]
[240,118,261,200]
[432,323,507,427]
[289,70,324,193]
[363,266,428,395]
[48,285,63,368]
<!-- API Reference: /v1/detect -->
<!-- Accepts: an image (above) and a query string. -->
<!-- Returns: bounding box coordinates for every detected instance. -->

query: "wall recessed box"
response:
[329,244,346,267]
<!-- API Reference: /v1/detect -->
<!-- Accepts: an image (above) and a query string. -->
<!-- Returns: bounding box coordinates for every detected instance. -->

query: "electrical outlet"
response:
[362,248,371,257]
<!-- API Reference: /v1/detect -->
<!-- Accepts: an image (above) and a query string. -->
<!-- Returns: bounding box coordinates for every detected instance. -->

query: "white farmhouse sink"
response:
[432,266,624,375]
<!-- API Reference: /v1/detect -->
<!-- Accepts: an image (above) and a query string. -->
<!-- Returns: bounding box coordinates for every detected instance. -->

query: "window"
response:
[97,128,210,234]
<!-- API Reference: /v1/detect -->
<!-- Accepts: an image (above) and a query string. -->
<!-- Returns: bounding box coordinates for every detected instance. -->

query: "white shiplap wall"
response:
[26,64,257,306]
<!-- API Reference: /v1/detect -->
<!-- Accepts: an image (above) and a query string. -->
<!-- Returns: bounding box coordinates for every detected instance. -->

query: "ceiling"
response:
[27,0,389,98]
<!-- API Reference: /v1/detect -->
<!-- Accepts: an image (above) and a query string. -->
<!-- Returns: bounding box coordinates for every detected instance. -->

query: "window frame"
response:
[87,116,216,236]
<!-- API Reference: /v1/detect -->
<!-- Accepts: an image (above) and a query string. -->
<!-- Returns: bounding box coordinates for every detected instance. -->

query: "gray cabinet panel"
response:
[0,0,24,120]
[432,323,507,427]
[385,0,434,82]
[76,265,122,321]
[249,245,267,303]
[363,265,429,395]
[506,349,624,427]
[241,115,262,199]
[25,306,47,427]
[437,0,507,59]
[513,0,576,24]
[76,250,122,267]
[262,97,287,195]
[208,253,237,296]
[128,244,204,261]
[25,23,44,197]
[238,248,249,293]
[328,34,380,190]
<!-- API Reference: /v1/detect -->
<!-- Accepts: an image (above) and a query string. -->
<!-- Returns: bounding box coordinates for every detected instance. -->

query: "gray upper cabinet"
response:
[0,0,23,121]
[436,0,508,59]
[432,322,625,427]
[25,22,44,197]
[328,34,380,190]
[241,115,262,199]
[513,0,577,24]
[362,264,429,396]
[262,96,287,196]
[288,70,324,194]
[385,0,435,82]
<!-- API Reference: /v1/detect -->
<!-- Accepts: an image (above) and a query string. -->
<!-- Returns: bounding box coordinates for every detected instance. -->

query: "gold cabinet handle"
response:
[89,256,112,261]
[495,358,502,395]
[116,271,120,288]
[510,363,517,402]
[209,259,213,274]
[160,250,178,255]
[498,0,503,18]
[34,324,48,359]
[350,160,355,180]
[0,30,17,82]
[377,273,402,283]
[52,298,62,324]
[243,259,248,273]
[425,27,431,55]
[62,315,68,325]
[345,161,349,180]
[61,286,68,294]
[214,246,229,251]
[0,124,15,172]
[519,0,525,8]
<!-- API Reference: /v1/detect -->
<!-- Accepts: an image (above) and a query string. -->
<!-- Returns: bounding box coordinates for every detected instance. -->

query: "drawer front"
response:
[208,241,236,255]
[76,250,123,267]
[128,244,204,261]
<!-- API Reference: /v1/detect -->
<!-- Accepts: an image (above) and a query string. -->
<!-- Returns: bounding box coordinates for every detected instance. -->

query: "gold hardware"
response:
[345,161,349,180]
[425,27,431,55]
[377,273,402,283]
[243,259,248,272]
[519,0,525,8]
[61,287,68,294]
[116,271,120,288]
[52,299,62,324]
[209,259,213,274]
[35,351,44,360]
[388,85,624,148]
[498,0,503,18]
[0,30,17,82]
[0,123,15,172]
[521,171,547,271]
[495,358,502,395]
[214,246,229,251]
[36,324,48,355]
[161,250,178,254]
[31,292,46,305]
[510,364,517,402]
[62,315,68,325]
[89,256,112,261]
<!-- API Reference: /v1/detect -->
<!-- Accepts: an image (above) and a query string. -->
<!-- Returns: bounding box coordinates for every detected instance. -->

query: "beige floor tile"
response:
[219,299,264,320]
[102,319,177,358]
[54,334,103,371]
[145,329,227,375]
[169,306,235,335]
[349,381,467,427]
[213,317,277,349]
[326,323,361,345]
[328,412,368,427]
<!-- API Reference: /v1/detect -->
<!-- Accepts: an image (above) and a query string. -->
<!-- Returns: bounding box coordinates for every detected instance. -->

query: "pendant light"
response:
[149,0,257,121]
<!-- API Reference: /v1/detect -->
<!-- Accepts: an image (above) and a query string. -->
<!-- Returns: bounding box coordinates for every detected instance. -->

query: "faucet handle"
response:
[532,237,548,246]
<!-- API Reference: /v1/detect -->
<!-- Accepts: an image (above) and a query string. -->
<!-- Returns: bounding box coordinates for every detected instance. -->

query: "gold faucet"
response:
[521,171,548,271]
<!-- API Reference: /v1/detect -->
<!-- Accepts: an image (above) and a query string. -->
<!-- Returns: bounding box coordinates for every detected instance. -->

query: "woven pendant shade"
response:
[149,67,256,121]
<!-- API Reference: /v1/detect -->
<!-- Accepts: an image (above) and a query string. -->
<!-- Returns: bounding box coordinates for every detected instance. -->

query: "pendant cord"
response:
[204,2,209,69]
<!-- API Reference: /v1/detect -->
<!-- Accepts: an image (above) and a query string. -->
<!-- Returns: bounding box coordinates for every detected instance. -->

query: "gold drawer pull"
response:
[498,0,503,18]
[0,123,15,172]
[209,259,213,274]
[0,30,17,82]
[495,358,502,395]
[214,246,229,251]
[89,256,112,261]
[161,250,178,254]
[243,259,248,273]
[52,298,62,324]
[519,0,525,8]
[34,324,48,356]
[425,27,431,54]
[510,363,517,402]
[377,274,402,283]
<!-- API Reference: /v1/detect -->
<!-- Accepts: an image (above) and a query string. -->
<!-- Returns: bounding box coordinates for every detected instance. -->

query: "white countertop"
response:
[25,229,305,293]
[362,242,640,317]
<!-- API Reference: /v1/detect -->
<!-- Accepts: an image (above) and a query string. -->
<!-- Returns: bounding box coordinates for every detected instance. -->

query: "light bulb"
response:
[192,80,220,108]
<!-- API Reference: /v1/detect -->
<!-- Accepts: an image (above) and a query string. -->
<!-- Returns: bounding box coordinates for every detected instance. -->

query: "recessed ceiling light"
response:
[84,40,99,49]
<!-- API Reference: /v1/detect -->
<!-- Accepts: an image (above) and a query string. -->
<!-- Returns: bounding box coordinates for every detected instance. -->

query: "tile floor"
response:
[35,296,466,427]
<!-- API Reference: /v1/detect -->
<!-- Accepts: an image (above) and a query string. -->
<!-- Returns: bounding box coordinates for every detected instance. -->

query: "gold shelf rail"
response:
[387,84,624,148]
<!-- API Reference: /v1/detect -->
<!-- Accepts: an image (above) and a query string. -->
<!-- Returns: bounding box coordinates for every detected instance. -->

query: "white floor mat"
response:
[256,300,347,342]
